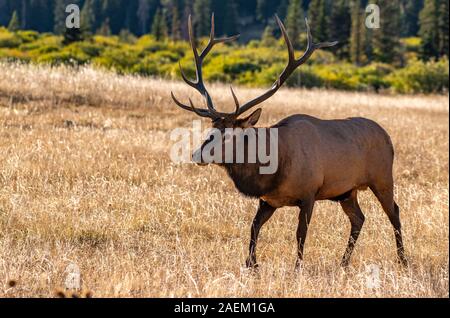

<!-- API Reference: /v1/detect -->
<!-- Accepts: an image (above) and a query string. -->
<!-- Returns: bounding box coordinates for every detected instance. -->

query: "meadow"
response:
[0,62,448,297]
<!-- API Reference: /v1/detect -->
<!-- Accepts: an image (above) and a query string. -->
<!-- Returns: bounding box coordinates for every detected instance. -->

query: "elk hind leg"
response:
[340,191,365,267]
[370,183,408,266]
[295,198,315,269]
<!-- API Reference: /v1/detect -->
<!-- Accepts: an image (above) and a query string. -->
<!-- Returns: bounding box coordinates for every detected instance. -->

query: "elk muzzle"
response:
[192,147,208,166]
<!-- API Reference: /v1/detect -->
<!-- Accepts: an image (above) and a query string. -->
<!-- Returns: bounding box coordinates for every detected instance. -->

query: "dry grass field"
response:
[0,62,448,298]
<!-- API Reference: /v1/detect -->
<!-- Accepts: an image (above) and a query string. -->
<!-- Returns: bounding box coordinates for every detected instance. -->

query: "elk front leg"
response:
[340,191,365,267]
[295,198,315,269]
[246,200,276,269]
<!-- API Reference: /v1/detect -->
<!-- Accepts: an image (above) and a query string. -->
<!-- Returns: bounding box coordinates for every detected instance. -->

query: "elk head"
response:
[171,14,337,165]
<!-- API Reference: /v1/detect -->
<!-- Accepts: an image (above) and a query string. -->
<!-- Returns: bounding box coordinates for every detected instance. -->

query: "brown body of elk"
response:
[171,14,408,268]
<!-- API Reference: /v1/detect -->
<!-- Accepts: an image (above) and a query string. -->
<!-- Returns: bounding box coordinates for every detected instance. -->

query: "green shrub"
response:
[203,57,232,82]
[19,35,61,58]
[16,30,39,43]
[92,47,140,73]
[387,58,449,94]
[290,67,324,88]
[0,29,448,95]
[132,58,159,76]
[37,50,90,66]
[357,63,393,91]
[119,29,137,44]
[132,51,180,76]
[0,48,30,61]
[313,64,360,90]
[249,63,284,86]
[93,35,121,48]
[402,37,421,54]
[68,41,103,58]
[0,29,21,48]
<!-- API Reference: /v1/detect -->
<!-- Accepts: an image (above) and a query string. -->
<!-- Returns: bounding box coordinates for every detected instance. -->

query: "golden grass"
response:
[0,62,448,297]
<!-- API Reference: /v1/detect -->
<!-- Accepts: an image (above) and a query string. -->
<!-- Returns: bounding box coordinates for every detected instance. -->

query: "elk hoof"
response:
[245,258,259,270]
[398,256,409,268]
[295,259,304,272]
[340,259,351,268]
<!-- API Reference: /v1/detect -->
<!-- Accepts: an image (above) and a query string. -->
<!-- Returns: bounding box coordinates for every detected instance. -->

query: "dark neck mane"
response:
[223,159,283,199]
[219,127,283,198]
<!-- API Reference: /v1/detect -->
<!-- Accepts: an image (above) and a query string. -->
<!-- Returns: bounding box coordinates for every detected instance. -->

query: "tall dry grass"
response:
[0,62,448,297]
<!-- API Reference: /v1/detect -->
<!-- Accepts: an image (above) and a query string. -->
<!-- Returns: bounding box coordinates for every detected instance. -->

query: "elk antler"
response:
[232,16,338,117]
[172,15,337,120]
[171,14,240,119]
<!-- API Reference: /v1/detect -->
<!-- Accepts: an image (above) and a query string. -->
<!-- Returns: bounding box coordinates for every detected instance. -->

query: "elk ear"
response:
[239,108,262,128]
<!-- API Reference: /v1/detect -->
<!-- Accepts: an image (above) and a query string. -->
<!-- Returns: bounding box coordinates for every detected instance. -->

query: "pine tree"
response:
[307,0,329,42]
[210,0,226,35]
[286,0,305,49]
[372,0,401,64]
[8,10,20,32]
[257,0,278,23]
[171,5,181,40]
[152,8,168,41]
[261,24,277,46]
[0,1,9,26]
[161,8,169,40]
[54,0,68,35]
[224,0,239,35]
[257,0,268,22]
[137,0,151,35]
[193,0,211,37]
[182,0,194,40]
[349,1,366,65]
[437,0,449,57]
[20,0,27,29]
[101,0,124,35]
[329,0,351,59]
[419,0,440,59]
[124,0,140,35]
[97,18,112,36]
[364,23,374,64]
[119,29,137,43]
[401,0,424,36]
[80,0,96,35]
[29,0,52,32]
[277,0,290,20]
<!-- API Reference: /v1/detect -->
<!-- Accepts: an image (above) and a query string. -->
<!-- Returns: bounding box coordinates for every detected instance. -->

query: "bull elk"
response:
[171,14,408,268]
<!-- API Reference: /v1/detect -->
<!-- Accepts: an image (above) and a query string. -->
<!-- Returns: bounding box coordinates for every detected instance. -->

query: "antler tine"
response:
[200,14,241,60]
[230,86,240,116]
[203,91,221,118]
[171,91,213,118]
[188,97,209,117]
[296,18,338,65]
[187,14,203,85]
[276,15,295,65]
[234,15,338,117]
[176,13,240,119]
[178,62,196,90]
